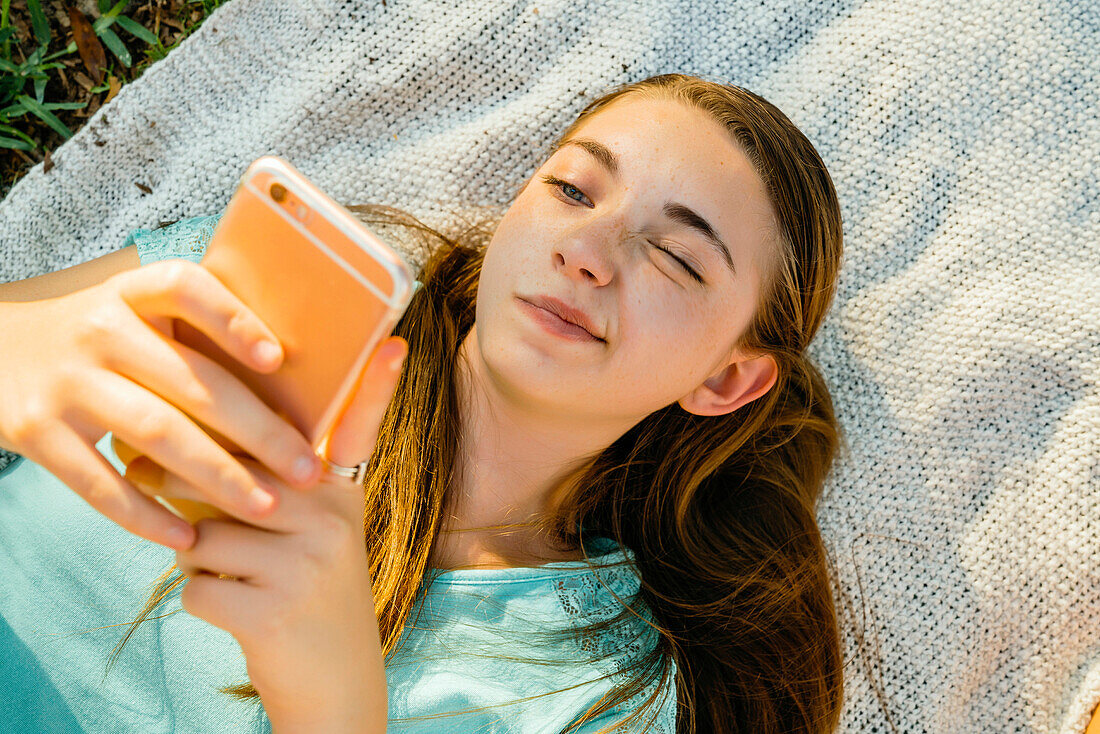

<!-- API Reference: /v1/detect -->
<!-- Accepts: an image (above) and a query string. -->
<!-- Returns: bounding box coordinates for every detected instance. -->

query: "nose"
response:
[557,209,636,284]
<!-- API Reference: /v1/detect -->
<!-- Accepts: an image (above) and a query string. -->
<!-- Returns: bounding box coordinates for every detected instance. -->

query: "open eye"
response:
[541,174,591,206]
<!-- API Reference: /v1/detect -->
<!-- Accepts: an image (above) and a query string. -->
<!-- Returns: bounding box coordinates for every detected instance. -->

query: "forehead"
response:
[558,95,777,279]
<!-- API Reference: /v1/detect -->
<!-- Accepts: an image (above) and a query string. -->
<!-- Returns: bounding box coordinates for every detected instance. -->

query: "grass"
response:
[0,0,230,201]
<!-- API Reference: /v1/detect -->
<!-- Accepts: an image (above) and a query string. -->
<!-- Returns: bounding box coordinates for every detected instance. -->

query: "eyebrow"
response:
[553,137,737,276]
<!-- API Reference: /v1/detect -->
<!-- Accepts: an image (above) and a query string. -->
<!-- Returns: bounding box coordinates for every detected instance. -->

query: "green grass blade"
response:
[24,0,50,47]
[114,15,159,46]
[15,93,72,139]
[99,27,132,68]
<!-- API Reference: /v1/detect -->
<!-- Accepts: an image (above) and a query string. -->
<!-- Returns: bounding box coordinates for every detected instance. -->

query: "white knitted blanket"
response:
[1,1,1097,731]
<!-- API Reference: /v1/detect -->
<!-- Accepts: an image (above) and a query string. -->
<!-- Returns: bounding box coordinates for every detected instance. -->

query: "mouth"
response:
[518,294,604,341]
[517,297,605,344]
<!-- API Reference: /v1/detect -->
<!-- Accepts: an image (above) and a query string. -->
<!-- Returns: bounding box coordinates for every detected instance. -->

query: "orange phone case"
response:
[138,155,416,524]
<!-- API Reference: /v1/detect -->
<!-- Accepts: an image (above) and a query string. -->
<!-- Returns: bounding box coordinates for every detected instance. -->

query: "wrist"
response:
[266,703,386,734]
[264,673,387,734]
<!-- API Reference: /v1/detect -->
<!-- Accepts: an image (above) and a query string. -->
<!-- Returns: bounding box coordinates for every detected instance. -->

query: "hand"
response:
[0,260,324,550]
[128,335,406,731]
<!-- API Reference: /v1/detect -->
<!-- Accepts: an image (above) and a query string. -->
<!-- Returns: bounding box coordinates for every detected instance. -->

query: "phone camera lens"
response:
[270,183,287,202]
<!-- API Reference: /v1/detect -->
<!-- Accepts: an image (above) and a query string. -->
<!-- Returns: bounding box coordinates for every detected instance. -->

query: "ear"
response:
[678,352,778,417]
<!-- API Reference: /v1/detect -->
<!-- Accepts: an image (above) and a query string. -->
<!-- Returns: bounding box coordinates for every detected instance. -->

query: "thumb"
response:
[321,336,407,471]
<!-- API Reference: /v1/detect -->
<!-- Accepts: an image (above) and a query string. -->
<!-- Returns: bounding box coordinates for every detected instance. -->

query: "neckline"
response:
[423,536,631,584]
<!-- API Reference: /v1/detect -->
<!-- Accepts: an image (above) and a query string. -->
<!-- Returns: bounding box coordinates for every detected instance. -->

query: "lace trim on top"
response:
[550,543,676,734]
[420,537,677,733]
[125,215,221,265]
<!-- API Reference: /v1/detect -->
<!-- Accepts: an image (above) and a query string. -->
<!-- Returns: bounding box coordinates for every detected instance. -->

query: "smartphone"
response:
[137,155,416,524]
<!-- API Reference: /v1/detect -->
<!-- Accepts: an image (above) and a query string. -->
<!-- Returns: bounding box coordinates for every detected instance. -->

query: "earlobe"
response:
[679,353,778,417]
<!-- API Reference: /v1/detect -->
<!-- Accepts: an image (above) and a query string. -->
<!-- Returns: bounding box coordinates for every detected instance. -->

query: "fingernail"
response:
[387,345,407,371]
[167,524,194,549]
[293,455,317,482]
[254,340,282,366]
[248,487,276,514]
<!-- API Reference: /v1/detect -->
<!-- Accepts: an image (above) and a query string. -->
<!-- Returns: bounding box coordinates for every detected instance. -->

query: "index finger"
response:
[118,260,284,375]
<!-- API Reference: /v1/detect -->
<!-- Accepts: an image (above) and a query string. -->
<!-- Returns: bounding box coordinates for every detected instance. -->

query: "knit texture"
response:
[0,1,1096,732]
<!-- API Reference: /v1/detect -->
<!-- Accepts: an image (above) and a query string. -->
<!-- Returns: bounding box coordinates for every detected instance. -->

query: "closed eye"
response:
[539,174,704,284]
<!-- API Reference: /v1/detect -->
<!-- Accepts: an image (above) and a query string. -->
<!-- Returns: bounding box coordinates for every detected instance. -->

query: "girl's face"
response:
[469,95,779,425]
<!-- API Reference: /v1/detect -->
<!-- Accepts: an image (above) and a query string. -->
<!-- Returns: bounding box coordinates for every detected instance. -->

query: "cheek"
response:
[617,298,698,359]
[483,214,543,272]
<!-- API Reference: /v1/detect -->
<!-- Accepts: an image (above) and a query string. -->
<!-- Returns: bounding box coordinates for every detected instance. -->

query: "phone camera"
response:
[269,182,287,202]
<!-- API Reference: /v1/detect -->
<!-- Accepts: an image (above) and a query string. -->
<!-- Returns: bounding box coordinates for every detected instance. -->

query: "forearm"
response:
[0,244,140,302]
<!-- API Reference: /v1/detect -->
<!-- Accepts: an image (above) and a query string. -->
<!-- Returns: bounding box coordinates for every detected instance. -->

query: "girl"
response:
[0,73,845,732]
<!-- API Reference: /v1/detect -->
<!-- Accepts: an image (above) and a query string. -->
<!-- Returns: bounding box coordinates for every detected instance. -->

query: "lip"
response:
[518,297,604,343]
[518,294,604,341]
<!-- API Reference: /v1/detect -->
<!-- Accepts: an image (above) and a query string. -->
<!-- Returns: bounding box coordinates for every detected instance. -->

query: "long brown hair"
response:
[104,73,847,733]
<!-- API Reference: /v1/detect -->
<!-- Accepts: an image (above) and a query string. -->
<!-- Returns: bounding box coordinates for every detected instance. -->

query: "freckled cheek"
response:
[512,200,560,230]
[621,315,687,354]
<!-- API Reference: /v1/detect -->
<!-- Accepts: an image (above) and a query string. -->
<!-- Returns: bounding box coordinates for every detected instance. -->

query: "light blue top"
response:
[0,215,676,733]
